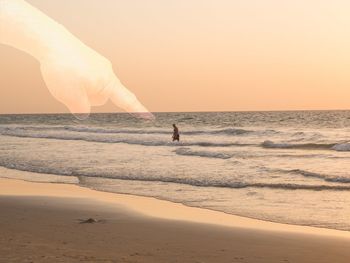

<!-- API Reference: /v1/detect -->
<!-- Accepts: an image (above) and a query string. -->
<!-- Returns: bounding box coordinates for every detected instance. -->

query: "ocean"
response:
[0,111,350,231]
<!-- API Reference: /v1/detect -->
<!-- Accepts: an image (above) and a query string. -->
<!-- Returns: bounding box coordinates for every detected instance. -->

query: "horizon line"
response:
[1,108,350,116]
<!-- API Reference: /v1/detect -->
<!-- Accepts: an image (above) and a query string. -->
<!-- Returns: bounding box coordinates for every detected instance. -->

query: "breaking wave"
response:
[263,140,350,152]
[0,125,254,136]
[262,140,335,150]
[277,169,350,183]
[0,130,251,147]
[1,163,349,192]
[332,143,350,152]
[174,147,233,159]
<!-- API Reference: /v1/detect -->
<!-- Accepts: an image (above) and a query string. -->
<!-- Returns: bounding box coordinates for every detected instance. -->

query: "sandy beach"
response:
[0,178,350,263]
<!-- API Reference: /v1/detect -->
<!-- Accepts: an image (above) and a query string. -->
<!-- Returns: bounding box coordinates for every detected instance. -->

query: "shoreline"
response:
[1,177,350,238]
[1,177,350,262]
[1,166,350,235]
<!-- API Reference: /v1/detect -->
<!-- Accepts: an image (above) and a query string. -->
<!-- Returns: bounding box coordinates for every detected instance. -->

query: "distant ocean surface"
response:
[1,111,350,231]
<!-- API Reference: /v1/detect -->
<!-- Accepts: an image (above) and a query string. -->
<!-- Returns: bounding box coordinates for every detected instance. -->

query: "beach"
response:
[2,0,350,261]
[1,112,350,231]
[1,178,350,263]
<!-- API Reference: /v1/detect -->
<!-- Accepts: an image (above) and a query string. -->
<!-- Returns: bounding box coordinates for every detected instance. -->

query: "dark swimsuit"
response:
[173,128,180,141]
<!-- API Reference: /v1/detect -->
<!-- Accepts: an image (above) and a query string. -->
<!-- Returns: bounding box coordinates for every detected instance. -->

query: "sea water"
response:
[0,111,349,230]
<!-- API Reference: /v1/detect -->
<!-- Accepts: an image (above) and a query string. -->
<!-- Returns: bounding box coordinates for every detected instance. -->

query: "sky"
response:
[1,0,350,114]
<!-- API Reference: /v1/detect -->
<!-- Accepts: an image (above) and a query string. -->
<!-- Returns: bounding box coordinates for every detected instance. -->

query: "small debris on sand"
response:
[78,218,99,224]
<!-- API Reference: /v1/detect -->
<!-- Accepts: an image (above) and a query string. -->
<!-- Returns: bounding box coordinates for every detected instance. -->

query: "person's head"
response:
[173,124,176,128]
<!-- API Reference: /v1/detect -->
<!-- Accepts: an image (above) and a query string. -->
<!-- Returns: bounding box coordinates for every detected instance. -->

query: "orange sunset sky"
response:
[0,0,349,114]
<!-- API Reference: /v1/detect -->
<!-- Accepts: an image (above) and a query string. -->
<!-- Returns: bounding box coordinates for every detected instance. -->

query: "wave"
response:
[0,130,251,147]
[262,140,335,150]
[79,175,350,191]
[0,125,254,136]
[2,128,347,151]
[291,131,322,138]
[332,143,350,152]
[174,147,233,159]
[276,168,350,183]
[264,140,350,152]
[1,163,349,192]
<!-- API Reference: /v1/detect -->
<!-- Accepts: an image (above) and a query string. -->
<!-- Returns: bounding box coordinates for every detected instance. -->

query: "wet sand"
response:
[1,178,350,263]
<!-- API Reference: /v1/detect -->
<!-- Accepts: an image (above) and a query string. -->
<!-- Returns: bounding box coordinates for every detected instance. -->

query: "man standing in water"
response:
[172,124,180,142]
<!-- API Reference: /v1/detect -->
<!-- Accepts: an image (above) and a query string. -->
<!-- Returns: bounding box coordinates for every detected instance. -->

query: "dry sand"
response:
[1,178,350,263]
